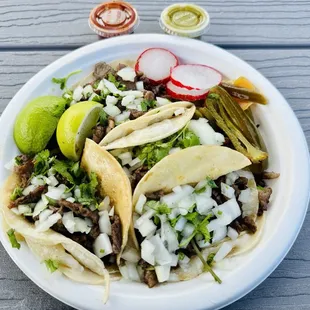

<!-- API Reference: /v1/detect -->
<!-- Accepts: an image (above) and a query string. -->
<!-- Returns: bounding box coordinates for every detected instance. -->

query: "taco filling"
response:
[7,150,121,265]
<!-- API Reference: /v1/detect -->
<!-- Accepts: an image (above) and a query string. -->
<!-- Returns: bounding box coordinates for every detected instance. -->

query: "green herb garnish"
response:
[10,186,23,201]
[107,73,126,90]
[33,150,51,176]
[99,109,108,126]
[100,249,105,254]
[78,172,99,205]
[52,70,81,90]
[7,229,20,249]
[44,259,59,273]
[141,99,157,112]
[14,156,23,166]
[52,159,75,184]
[178,252,185,261]
[207,253,216,265]
[194,176,218,194]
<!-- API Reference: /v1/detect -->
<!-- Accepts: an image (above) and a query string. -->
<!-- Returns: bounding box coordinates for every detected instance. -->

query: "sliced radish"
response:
[135,48,178,84]
[166,81,208,101]
[170,64,222,90]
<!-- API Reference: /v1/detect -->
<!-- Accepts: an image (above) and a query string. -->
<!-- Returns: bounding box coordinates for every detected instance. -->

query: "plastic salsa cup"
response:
[159,3,210,38]
[89,1,140,38]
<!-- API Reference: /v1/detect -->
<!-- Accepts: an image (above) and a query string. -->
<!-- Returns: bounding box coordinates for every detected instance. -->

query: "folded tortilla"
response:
[132,145,264,282]
[0,139,132,300]
[100,102,195,149]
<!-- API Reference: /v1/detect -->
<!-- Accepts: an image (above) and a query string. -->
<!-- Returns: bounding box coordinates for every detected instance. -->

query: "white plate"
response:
[0,34,309,310]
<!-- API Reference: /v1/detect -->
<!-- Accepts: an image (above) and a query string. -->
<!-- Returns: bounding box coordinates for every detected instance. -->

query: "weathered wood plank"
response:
[0,49,309,309]
[0,0,310,47]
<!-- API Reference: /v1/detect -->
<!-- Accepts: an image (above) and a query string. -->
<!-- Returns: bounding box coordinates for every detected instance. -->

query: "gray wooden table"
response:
[1,0,310,309]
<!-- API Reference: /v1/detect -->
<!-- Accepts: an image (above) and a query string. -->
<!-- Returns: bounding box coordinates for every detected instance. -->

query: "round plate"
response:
[0,34,309,310]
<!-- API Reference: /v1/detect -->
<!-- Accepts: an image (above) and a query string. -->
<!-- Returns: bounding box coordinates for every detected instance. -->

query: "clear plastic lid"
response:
[159,3,210,38]
[89,1,139,38]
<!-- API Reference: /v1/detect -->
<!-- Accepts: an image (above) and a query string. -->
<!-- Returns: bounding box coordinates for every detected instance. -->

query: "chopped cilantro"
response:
[217,210,223,215]
[93,80,100,89]
[170,215,181,227]
[140,99,157,112]
[7,229,20,249]
[33,150,51,176]
[52,159,75,184]
[14,156,23,166]
[178,129,200,148]
[194,176,218,194]
[100,249,105,254]
[44,259,59,273]
[153,215,160,226]
[206,177,218,189]
[52,70,81,90]
[99,109,108,126]
[257,185,264,190]
[78,172,99,205]
[207,253,216,265]
[10,186,23,201]
[147,201,171,215]
[107,73,126,90]
[70,161,83,178]
[178,252,185,260]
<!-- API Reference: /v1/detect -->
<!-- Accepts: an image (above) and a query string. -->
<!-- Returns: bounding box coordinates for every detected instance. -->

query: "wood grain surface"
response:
[1,0,310,309]
[0,0,310,47]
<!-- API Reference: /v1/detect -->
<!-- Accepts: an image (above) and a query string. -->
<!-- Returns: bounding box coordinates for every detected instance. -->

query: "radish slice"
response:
[135,48,178,84]
[170,64,222,90]
[166,81,208,101]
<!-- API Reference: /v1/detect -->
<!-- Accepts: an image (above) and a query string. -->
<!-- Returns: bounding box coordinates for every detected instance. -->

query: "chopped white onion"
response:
[103,104,121,117]
[45,186,66,201]
[236,170,254,180]
[93,233,113,258]
[122,167,131,177]
[22,184,37,196]
[83,85,93,98]
[73,85,83,101]
[175,217,187,232]
[103,79,121,95]
[126,103,138,110]
[169,147,182,155]
[182,223,195,237]
[207,218,225,232]
[115,111,130,124]
[121,95,135,107]
[214,132,225,145]
[98,196,110,212]
[168,208,181,220]
[179,254,190,265]
[47,175,59,187]
[156,97,171,106]
[149,234,172,266]
[119,265,129,279]
[118,152,132,166]
[39,209,53,222]
[121,90,143,98]
[212,198,241,226]
[174,107,185,116]
[70,100,76,106]
[96,80,105,90]
[99,210,112,235]
[31,176,45,186]
[74,187,81,199]
[33,198,48,217]
[189,118,224,146]
[62,211,75,234]
[214,242,233,262]
[137,218,157,237]
[135,194,146,215]
[195,194,217,215]
[178,195,195,212]
[121,247,140,263]
[106,95,118,105]
[227,227,239,241]
[4,158,15,171]
[212,226,227,243]
[194,180,212,196]
[128,157,141,167]
[135,81,144,91]
[36,212,61,232]
[18,204,32,215]
[161,222,179,252]
[109,206,115,217]
[226,171,239,186]
[170,254,179,267]
[125,262,140,282]
[66,197,75,203]
[74,217,92,234]
[88,93,100,101]
[197,239,211,249]
[221,182,235,199]
[141,239,155,265]
[117,67,136,82]
[155,265,171,283]
[11,208,20,215]
[238,188,251,203]
[161,185,194,207]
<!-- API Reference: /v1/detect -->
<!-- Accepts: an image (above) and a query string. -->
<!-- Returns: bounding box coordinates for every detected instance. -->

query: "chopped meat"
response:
[131,165,148,189]
[144,91,155,102]
[93,62,115,79]
[231,184,241,199]
[55,173,72,187]
[118,79,136,90]
[129,109,146,120]
[212,188,226,205]
[14,155,34,187]
[71,233,93,252]
[116,101,126,112]
[262,171,280,179]
[9,185,47,209]
[234,177,248,190]
[58,199,99,224]
[257,187,272,216]
[106,117,115,134]
[145,190,165,200]
[116,63,127,71]
[92,125,106,144]
[138,259,158,288]
[151,84,166,97]
[89,224,100,240]
[230,220,243,234]
[111,215,122,254]
[243,216,257,233]
[144,270,158,288]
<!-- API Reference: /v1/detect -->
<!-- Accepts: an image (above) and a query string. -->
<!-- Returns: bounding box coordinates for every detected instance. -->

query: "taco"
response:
[120,145,267,287]
[1,139,132,301]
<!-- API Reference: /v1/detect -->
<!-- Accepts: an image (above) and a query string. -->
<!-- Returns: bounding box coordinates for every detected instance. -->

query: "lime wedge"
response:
[56,101,102,161]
